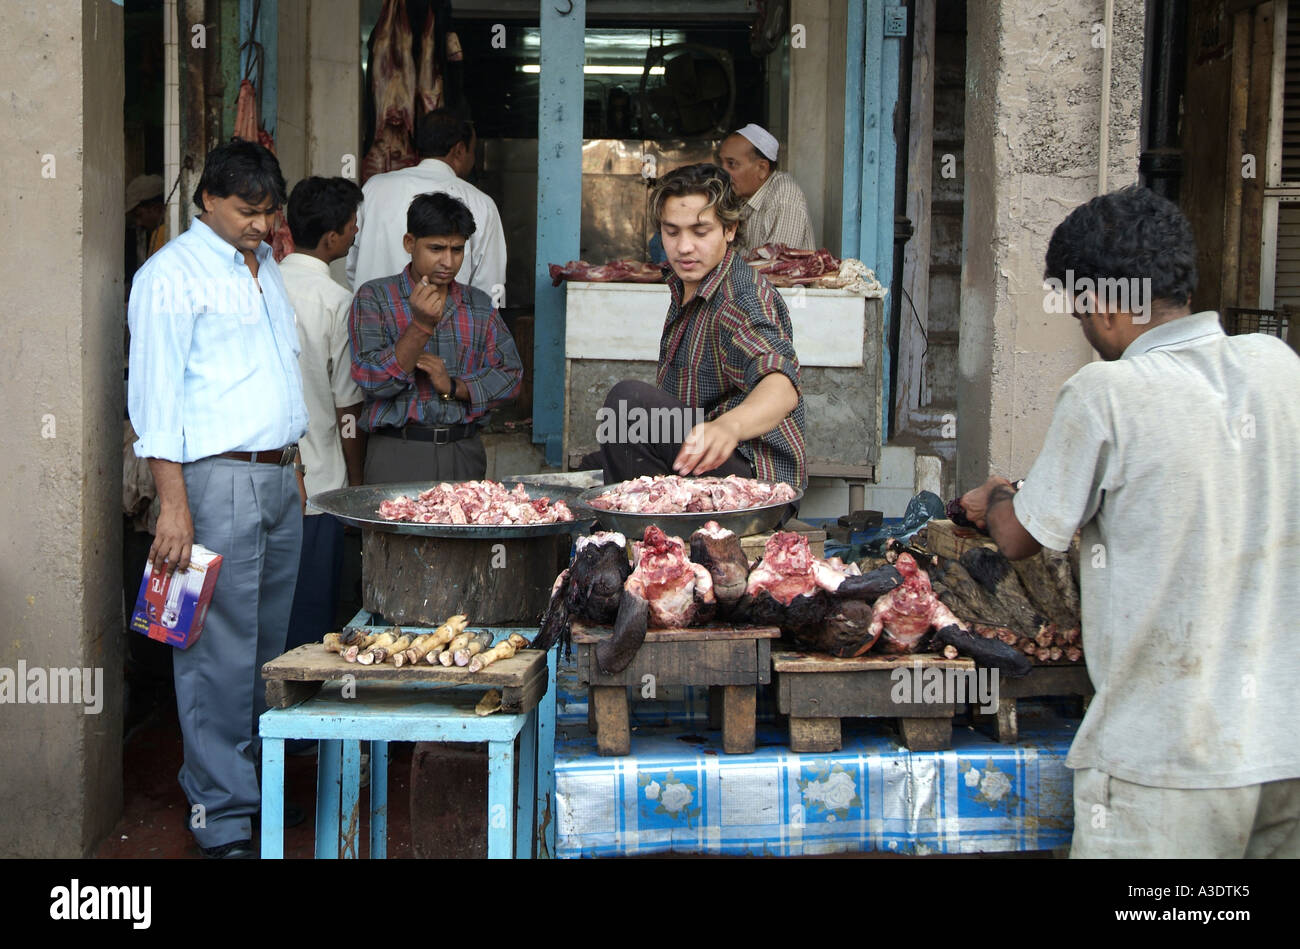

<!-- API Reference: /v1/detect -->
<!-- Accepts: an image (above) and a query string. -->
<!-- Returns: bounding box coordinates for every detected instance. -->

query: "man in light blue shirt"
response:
[128,140,308,859]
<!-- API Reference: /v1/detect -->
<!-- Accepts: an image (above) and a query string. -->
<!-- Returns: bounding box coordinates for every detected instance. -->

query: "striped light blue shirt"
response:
[128,217,309,463]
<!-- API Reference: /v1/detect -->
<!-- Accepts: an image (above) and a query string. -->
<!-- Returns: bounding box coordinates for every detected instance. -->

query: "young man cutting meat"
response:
[959,186,1300,858]
[349,191,523,483]
[596,163,808,490]
[128,140,309,859]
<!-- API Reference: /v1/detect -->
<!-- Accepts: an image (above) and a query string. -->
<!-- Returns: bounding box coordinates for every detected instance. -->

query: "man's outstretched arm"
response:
[960,477,1042,561]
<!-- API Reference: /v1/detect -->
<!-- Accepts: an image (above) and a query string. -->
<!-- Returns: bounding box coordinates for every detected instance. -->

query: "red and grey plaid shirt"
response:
[657,246,807,488]
[348,265,523,431]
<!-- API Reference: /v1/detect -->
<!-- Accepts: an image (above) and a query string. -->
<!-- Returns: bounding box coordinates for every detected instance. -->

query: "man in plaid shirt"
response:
[595,163,807,489]
[349,192,522,483]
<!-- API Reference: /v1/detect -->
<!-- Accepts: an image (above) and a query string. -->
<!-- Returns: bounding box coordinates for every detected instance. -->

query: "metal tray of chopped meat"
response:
[307,480,596,538]
[573,480,804,541]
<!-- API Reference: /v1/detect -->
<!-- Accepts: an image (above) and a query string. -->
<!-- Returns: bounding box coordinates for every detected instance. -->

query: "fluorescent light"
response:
[520,65,665,75]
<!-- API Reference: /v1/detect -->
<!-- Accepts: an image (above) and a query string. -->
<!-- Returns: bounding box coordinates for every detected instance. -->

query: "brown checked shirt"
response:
[656,246,808,489]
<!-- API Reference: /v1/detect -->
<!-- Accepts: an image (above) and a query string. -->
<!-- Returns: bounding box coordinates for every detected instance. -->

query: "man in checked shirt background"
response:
[595,163,808,491]
[349,191,523,483]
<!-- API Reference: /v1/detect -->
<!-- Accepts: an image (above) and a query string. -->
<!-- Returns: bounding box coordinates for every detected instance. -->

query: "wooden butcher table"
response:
[572,620,780,756]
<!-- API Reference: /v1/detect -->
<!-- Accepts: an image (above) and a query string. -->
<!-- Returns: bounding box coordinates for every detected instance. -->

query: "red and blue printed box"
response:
[129,545,223,649]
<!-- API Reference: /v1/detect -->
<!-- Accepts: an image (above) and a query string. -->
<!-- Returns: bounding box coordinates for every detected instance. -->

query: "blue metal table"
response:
[259,620,557,859]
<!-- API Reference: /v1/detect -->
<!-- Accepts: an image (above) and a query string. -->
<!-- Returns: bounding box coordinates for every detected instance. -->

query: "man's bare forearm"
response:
[149,458,189,514]
[986,485,1042,560]
[717,372,798,442]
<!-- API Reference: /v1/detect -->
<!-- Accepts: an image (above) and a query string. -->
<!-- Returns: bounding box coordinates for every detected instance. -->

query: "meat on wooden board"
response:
[743,243,841,285]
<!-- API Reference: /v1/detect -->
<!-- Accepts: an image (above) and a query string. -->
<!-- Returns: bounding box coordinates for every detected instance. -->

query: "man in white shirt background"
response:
[280,176,367,656]
[347,109,507,301]
[717,123,817,255]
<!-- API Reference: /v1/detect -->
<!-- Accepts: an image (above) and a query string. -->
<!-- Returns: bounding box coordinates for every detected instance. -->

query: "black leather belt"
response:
[376,423,478,446]
[219,445,300,465]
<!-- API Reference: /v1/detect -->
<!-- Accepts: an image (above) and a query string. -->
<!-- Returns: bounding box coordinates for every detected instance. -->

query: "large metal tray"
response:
[573,480,803,541]
[307,480,596,538]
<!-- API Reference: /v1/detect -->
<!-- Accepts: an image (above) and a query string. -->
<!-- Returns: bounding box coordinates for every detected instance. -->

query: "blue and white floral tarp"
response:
[552,658,1079,857]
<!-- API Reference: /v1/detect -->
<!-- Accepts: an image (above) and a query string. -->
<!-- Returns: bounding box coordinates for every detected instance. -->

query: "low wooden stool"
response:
[977,663,1094,743]
[774,648,978,752]
[572,621,780,756]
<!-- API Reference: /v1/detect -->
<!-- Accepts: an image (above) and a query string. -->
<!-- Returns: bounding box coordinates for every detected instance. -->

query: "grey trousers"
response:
[363,431,488,484]
[1070,768,1300,858]
[175,457,302,848]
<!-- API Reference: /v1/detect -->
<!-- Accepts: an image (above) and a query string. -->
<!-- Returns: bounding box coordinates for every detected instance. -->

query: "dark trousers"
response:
[596,380,753,484]
[363,431,488,484]
[285,513,346,651]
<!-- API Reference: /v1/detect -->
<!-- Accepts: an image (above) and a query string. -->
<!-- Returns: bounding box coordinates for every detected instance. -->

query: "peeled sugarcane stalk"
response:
[344,633,379,662]
[454,631,495,666]
[438,632,474,666]
[467,633,529,673]
[356,629,400,665]
[323,632,345,654]
[394,633,432,667]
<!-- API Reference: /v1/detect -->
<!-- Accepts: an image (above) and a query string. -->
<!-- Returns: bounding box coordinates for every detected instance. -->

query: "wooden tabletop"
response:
[570,620,781,645]
[772,647,975,673]
[262,642,545,689]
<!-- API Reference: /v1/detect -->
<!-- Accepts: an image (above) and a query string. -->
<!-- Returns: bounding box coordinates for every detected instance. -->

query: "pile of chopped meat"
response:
[377,481,575,526]
[548,259,666,286]
[587,475,798,514]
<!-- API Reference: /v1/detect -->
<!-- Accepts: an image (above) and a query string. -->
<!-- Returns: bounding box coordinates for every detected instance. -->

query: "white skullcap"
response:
[734,124,779,162]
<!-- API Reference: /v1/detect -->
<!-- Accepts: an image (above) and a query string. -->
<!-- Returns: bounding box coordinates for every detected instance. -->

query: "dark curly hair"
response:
[1044,185,1197,311]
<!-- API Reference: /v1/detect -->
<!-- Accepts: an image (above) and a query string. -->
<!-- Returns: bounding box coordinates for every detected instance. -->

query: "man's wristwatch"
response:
[440,379,459,402]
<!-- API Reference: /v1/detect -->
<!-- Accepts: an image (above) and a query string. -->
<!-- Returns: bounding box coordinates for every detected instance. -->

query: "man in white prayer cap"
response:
[717,124,817,254]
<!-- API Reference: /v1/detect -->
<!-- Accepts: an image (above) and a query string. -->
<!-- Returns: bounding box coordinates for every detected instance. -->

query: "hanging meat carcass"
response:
[361,0,418,183]
[231,78,294,261]
[415,4,443,118]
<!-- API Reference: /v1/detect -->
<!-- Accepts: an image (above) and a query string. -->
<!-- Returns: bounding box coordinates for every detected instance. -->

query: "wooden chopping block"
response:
[915,519,996,561]
[362,530,570,626]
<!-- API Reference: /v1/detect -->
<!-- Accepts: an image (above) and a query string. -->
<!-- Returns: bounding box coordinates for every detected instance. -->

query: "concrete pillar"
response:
[788,0,848,252]
[278,0,361,283]
[957,0,1144,487]
[0,0,125,856]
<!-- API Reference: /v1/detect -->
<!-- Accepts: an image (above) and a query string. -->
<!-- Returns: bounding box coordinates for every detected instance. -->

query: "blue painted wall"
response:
[842,0,902,441]
[532,1,586,468]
